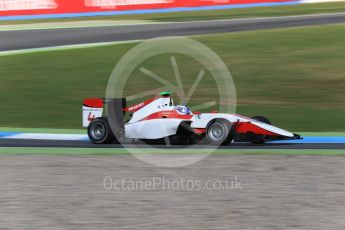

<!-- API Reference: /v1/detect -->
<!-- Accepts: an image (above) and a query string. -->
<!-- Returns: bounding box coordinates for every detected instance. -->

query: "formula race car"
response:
[82,92,301,145]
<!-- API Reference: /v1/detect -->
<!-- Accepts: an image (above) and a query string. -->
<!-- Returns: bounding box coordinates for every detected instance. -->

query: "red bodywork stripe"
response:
[124,98,156,113]
[83,98,103,108]
[142,110,193,121]
[193,128,206,134]
[192,122,279,136]
[235,122,278,136]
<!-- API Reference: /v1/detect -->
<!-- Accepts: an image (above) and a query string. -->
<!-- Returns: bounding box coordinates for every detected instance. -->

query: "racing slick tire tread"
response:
[206,118,233,146]
[88,117,117,144]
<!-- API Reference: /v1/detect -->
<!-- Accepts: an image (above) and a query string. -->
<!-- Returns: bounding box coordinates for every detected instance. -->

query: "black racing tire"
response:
[250,116,271,144]
[206,118,233,146]
[88,117,117,144]
[251,116,271,125]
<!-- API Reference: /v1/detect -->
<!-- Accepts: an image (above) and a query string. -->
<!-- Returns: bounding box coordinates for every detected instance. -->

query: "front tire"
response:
[88,117,117,144]
[206,119,233,146]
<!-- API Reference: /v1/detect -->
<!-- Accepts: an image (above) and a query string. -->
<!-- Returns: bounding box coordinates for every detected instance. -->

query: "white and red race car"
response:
[82,92,301,145]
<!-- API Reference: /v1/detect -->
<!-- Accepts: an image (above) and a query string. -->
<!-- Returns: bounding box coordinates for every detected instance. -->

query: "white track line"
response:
[0,40,141,56]
[0,20,168,32]
[4,133,88,141]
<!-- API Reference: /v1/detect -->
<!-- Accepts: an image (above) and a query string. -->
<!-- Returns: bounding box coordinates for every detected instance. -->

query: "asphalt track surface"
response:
[1,13,345,51]
[1,154,345,229]
[1,138,345,149]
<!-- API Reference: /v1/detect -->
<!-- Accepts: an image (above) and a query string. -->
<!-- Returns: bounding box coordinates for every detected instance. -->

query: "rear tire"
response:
[88,117,117,144]
[206,119,233,146]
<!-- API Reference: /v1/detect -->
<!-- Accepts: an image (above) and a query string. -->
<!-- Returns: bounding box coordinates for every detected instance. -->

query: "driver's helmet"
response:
[176,105,191,115]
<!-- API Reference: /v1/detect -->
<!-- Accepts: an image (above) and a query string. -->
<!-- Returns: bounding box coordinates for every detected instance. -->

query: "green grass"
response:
[0,147,344,155]
[1,2,345,25]
[1,23,345,131]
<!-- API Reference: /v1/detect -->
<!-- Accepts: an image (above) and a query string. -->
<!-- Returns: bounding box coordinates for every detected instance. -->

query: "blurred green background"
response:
[1,23,344,131]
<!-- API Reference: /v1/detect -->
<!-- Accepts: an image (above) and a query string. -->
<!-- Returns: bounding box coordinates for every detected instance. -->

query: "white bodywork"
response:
[125,113,294,139]
[123,97,294,139]
[83,96,295,139]
[128,97,172,124]
[125,97,180,139]
[125,119,182,139]
[190,113,294,138]
[82,106,103,127]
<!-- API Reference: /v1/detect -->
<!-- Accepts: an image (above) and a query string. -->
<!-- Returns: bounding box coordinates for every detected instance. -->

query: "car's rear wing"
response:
[82,98,126,127]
